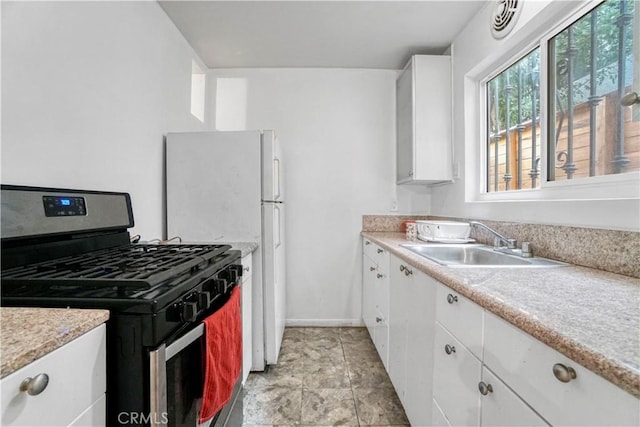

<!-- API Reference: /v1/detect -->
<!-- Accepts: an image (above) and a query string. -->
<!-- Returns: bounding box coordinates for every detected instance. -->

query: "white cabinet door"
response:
[432,323,481,427]
[435,283,483,359]
[404,269,437,426]
[68,395,106,427]
[484,311,640,427]
[241,254,253,384]
[372,308,390,371]
[396,55,452,184]
[362,239,390,369]
[362,253,377,336]
[1,325,106,427]
[388,255,411,405]
[479,367,549,426]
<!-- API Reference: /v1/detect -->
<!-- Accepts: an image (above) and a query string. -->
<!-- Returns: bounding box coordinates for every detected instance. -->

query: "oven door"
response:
[150,324,203,426]
[148,323,243,427]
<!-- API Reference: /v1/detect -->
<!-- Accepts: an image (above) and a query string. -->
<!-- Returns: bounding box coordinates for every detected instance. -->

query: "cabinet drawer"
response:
[484,311,639,426]
[480,367,549,426]
[241,254,252,283]
[363,239,388,272]
[432,398,451,427]
[1,325,107,427]
[373,309,389,370]
[433,323,481,427]
[68,394,106,427]
[435,283,483,358]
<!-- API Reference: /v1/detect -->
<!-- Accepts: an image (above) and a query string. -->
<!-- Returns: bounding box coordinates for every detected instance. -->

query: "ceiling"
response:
[159,0,488,69]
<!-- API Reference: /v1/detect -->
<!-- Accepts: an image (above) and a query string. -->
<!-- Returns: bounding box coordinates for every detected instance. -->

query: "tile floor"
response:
[242,327,409,426]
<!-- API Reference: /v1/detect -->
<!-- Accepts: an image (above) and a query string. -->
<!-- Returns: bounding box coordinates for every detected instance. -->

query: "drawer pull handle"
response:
[376,316,383,323]
[447,294,458,304]
[377,273,384,279]
[400,265,413,276]
[445,344,456,355]
[377,249,383,254]
[553,363,577,383]
[20,373,49,396]
[478,381,493,395]
[370,266,376,271]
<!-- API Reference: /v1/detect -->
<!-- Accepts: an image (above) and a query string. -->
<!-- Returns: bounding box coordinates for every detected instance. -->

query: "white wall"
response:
[431,0,640,231]
[1,1,207,239]
[211,68,410,325]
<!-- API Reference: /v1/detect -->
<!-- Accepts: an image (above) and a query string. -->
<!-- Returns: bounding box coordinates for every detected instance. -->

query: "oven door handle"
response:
[166,323,204,360]
[149,323,204,426]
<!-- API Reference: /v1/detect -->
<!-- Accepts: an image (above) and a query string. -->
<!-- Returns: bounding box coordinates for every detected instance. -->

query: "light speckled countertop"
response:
[0,307,109,378]
[224,242,259,258]
[363,231,640,398]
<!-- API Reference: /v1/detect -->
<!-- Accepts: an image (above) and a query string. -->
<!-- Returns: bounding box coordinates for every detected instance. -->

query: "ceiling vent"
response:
[490,0,523,39]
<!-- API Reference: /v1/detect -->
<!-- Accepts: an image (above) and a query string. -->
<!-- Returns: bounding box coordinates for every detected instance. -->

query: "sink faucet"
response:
[469,221,534,258]
[469,221,516,249]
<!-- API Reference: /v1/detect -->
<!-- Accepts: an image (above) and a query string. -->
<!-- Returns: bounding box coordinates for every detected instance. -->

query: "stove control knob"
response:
[181,301,198,322]
[198,291,211,310]
[230,264,244,280]
[209,279,225,294]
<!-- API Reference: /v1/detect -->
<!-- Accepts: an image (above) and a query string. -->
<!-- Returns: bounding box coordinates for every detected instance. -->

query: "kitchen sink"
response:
[400,243,567,268]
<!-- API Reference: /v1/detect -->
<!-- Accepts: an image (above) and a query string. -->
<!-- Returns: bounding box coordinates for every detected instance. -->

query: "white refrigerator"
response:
[165,130,285,371]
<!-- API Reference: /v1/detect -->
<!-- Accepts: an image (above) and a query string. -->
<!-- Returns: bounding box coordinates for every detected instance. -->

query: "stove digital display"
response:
[43,195,87,217]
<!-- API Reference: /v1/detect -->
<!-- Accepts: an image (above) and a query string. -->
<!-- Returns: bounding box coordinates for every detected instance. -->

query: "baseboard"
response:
[285,318,365,327]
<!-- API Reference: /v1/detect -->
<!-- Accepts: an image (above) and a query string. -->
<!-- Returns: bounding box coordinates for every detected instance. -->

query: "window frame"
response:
[475,0,640,203]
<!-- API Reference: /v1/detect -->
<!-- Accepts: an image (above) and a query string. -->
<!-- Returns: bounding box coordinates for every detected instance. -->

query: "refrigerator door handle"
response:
[274,157,281,200]
[274,205,281,248]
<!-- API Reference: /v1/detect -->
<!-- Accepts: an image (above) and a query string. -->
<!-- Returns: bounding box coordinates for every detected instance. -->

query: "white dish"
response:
[417,235,476,244]
[415,220,471,240]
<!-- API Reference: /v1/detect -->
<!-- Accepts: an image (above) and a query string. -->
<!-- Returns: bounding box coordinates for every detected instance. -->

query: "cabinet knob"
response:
[244,266,250,272]
[376,316,383,323]
[377,248,383,254]
[20,373,49,396]
[447,294,458,304]
[444,344,456,355]
[369,266,376,271]
[377,273,384,279]
[553,363,577,383]
[478,381,494,395]
[365,241,371,245]
[400,265,413,276]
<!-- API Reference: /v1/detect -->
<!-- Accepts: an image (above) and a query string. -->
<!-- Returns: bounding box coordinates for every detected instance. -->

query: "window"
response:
[485,0,639,193]
[487,49,541,192]
[190,60,206,122]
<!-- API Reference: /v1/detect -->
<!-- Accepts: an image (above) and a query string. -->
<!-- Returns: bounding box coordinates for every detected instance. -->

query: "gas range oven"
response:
[1,185,243,426]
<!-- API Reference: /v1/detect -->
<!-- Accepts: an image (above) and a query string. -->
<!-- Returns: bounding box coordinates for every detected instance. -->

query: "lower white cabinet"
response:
[389,254,436,425]
[362,239,639,427]
[241,253,253,384]
[432,322,482,427]
[68,395,107,427]
[388,255,410,404]
[479,367,548,426]
[484,311,639,427]
[403,269,437,426]
[362,238,390,369]
[0,324,107,427]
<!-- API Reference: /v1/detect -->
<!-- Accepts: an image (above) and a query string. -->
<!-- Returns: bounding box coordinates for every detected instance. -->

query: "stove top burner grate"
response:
[1,244,231,290]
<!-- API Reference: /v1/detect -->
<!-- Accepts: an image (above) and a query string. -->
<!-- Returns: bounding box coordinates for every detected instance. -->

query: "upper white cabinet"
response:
[396,54,452,184]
